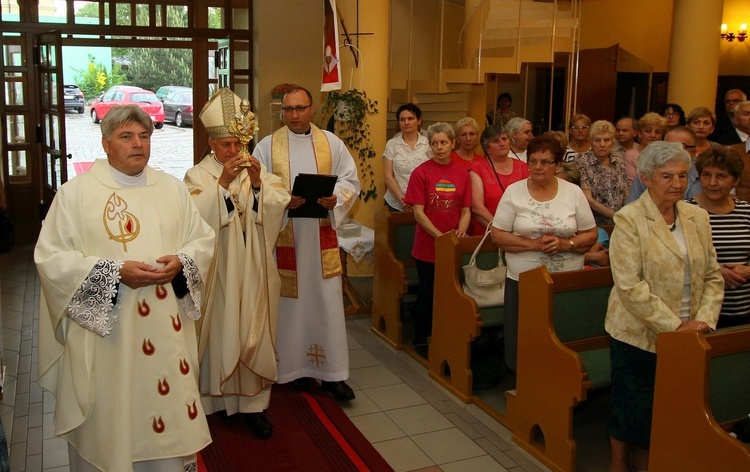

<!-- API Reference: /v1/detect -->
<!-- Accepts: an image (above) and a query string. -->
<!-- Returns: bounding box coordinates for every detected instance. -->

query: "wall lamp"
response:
[721,23,747,42]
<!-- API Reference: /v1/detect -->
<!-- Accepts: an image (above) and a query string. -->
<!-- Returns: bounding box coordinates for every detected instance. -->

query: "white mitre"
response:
[199,88,242,139]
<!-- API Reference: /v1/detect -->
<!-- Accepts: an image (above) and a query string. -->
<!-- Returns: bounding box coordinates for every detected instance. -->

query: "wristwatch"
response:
[568,239,575,251]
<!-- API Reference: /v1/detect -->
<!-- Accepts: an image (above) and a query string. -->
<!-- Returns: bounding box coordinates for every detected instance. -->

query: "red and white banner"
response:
[321,0,341,92]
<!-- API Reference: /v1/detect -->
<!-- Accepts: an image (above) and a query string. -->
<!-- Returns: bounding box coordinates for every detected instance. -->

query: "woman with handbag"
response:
[469,125,529,235]
[404,122,472,355]
[491,135,598,372]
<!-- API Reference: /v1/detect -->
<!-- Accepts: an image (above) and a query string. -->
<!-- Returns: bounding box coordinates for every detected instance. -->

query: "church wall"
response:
[579,0,675,73]
[719,0,750,77]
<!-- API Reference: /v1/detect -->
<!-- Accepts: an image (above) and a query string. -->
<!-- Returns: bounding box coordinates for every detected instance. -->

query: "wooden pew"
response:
[370,207,417,350]
[507,265,613,472]
[649,328,750,471]
[429,232,505,404]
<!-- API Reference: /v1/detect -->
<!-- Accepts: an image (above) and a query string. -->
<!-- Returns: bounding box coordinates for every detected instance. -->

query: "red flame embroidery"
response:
[171,314,182,332]
[152,416,165,433]
[156,285,167,300]
[187,401,198,420]
[158,378,170,396]
[179,358,190,375]
[138,300,150,317]
[142,339,155,356]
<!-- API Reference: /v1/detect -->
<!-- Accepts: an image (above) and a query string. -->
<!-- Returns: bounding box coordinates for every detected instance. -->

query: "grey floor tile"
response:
[411,428,486,465]
[349,412,405,443]
[26,426,43,455]
[9,441,26,472]
[440,455,509,472]
[42,437,69,469]
[372,437,434,472]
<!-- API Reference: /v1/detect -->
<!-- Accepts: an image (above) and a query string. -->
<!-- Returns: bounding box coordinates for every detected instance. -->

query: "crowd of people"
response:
[392,89,750,472]
[30,84,750,471]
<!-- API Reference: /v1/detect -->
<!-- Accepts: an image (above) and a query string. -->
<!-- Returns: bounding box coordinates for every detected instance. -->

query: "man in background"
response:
[613,117,638,153]
[709,89,747,144]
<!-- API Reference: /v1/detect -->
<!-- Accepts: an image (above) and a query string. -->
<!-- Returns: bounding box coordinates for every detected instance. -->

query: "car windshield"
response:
[184,93,193,102]
[132,93,159,103]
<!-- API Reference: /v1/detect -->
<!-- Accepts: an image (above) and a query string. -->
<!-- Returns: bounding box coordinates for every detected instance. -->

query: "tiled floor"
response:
[0,244,551,472]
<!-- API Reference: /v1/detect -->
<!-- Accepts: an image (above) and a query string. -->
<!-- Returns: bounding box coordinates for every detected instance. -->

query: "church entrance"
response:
[0,0,250,243]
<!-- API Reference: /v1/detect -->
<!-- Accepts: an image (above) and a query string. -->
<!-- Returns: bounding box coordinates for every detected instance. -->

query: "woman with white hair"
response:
[574,120,629,225]
[505,117,533,163]
[605,141,722,472]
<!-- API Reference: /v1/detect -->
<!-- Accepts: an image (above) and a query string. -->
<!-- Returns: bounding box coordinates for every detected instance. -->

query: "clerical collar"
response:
[109,163,147,188]
[291,128,312,136]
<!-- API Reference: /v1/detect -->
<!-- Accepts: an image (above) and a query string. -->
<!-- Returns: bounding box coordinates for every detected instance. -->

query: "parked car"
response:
[162,89,193,127]
[156,85,191,102]
[90,86,165,129]
[63,84,85,114]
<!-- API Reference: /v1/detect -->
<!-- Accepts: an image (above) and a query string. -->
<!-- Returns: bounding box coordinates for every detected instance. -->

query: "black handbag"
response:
[0,210,14,254]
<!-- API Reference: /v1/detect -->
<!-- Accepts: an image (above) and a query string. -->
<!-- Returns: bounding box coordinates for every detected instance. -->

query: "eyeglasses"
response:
[680,143,697,150]
[528,158,557,167]
[571,125,590,130]
[281,105,313,114]
[726,99,743,104]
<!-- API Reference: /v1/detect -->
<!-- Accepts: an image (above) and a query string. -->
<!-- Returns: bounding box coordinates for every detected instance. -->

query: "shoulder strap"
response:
[469,223,493,264]
[486,156,505,191]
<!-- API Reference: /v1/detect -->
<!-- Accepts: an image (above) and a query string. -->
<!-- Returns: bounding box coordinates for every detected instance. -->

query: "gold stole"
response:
[272,125,342,298]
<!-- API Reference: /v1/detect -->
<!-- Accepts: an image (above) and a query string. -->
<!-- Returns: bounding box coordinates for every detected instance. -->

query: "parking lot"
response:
[64,109,196,181]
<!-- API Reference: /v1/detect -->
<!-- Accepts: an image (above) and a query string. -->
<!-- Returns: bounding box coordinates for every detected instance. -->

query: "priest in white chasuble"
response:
[36,105,215,472]
[255,85,361,402]
[184,88,290,439]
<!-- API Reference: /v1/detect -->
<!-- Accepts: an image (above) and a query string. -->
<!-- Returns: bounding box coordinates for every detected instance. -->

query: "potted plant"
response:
[320,89,379,202]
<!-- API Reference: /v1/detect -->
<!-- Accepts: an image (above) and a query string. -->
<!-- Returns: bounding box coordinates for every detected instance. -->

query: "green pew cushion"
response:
[479,306,504,328]
[577,347,611,391]
[394,224,416,262]
[553,285,612,343]
[709,350,750,424]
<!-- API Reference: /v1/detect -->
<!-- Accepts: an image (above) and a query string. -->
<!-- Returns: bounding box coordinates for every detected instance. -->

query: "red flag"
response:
[321,0,341,92]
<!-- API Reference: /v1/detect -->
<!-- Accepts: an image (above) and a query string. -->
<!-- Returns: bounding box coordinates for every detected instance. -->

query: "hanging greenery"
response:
[320,89,379,202]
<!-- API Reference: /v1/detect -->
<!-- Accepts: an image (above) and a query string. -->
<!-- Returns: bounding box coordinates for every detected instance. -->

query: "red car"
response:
[91,86,165,129]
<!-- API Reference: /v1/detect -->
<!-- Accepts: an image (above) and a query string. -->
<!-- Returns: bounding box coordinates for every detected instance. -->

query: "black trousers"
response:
[413,259,435,343]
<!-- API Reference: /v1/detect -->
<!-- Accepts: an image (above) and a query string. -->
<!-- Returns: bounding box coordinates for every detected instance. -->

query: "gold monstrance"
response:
[228,98,259,166]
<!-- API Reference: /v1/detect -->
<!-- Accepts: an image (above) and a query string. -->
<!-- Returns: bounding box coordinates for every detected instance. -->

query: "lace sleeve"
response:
[66,259,124,337]
[176,253,204,320]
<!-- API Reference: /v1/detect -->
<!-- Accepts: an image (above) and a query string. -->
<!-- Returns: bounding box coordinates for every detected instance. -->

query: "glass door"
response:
[36,31,67,219]
[1,32,39,242]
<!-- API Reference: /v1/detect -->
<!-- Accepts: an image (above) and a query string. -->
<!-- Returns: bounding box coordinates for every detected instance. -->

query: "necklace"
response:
[669,205,678,232]
[492,158,513,174]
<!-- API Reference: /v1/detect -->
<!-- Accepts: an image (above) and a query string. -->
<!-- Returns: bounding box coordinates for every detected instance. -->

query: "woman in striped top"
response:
[688,147,750,328]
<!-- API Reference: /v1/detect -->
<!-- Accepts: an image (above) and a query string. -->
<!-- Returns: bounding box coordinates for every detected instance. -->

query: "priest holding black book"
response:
[255,84,360,402]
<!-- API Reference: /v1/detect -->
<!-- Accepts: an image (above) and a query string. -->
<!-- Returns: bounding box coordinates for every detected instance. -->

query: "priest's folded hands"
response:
[119,255,182,288]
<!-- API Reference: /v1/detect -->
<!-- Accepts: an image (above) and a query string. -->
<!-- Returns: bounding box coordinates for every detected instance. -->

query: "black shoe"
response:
[321,380,356,402]
[244,412,272,439]
[291,377,313,391]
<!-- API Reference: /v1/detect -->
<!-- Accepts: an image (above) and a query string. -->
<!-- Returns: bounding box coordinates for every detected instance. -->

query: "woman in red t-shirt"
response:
[404,122,472,351]
[468,125,529,235]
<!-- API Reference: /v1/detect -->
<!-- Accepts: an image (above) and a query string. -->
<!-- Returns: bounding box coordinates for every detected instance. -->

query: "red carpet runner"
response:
[198,383,393,471]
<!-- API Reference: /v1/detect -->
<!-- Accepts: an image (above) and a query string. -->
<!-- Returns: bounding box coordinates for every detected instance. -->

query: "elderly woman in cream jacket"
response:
[605,141,723,472]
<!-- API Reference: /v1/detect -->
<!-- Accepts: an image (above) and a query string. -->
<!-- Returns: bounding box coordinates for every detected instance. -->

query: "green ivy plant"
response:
[321,89,379,202]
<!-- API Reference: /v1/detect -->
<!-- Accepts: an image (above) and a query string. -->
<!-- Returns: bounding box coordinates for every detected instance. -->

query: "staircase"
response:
[389,0,580,131]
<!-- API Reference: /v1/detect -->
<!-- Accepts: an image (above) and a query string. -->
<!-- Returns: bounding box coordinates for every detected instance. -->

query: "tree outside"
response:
[73,4,222,93]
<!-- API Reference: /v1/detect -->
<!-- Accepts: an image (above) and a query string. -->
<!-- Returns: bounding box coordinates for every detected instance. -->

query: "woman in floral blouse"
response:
[574,120,629,226]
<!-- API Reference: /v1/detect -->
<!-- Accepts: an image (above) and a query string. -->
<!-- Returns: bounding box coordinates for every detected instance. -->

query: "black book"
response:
[288,173,338,218]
